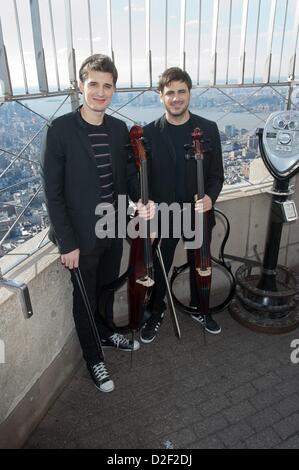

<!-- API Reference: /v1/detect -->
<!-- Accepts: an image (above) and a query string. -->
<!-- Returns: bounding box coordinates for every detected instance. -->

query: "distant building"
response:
[222,142,234,152]
[225,124,235,138]
[247,135,259,150]
[229,150,242,160]
[0,204,16,218]
[240,128,248,136]
[0,219,11,239]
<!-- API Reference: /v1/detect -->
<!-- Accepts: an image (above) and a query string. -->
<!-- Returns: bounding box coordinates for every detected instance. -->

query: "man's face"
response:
[79,70,115,113]
[160,80,190,118]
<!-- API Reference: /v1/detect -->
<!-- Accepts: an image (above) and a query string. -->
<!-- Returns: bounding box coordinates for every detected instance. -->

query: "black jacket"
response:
[143,112,224,227]
[40,108,139,255]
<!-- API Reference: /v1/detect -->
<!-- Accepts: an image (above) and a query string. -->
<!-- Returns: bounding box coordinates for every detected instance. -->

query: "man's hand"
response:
[61,249,80,270]
[136,199,156,220]
[195,194,213,213]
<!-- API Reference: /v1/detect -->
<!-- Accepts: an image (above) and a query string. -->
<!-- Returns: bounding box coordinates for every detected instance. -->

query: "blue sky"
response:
[0,0,298,92]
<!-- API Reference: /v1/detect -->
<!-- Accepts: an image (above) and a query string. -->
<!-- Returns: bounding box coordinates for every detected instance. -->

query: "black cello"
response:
[192,128,212,327]
[170,128,235,332]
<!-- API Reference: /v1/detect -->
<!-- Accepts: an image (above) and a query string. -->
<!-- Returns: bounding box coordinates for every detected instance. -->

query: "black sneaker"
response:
[140,311,164,344]
[191,313,221,334]
[87,361,114,392]
[101,333,140,351]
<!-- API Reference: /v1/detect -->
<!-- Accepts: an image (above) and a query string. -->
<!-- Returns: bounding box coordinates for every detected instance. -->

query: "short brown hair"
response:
[158,67,192,93]
[79,54,118,85]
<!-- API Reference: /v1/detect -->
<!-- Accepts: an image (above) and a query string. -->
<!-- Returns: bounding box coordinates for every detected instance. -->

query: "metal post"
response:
[0,17,12,97]
[263,0,277,83]
[288,0,299,80]
[13,0,29,94]
[107,0,114,62]
[64,0,79,110]
[257,179,290,299]
[48,0,61,91]
[145,0,152,87]
[128,0,133,87]
[196,0,202,85]
[239,0,249,85]
[210,0,219,86]
[179,0,186,70]
[30,0,49,93]
[165,0,168,69]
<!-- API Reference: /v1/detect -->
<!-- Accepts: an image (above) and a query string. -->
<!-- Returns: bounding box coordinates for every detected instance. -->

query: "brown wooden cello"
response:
[128,125,181,340]
[127,125,155,332]
[98,125,181,350]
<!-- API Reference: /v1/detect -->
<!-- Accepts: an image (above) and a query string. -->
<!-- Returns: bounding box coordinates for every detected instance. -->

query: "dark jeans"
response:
[149,227,212,315]
[70,237,123,365]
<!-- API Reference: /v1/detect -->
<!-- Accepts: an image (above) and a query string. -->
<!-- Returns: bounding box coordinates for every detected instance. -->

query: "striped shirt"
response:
[85,122,115,206]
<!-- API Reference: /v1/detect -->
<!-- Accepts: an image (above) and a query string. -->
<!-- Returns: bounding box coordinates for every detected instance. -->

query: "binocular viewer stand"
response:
[229,111,299,333]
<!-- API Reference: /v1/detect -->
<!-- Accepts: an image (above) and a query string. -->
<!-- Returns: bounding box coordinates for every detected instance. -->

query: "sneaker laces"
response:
[92,362,110,382]
[109,333,130,348]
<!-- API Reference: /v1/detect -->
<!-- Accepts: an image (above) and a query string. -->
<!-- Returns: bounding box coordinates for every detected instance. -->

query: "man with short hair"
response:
[141,67,224,344]
[41,54,153,392]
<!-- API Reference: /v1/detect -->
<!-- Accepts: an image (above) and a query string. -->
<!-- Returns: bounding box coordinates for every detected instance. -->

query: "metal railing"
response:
[0,0,298,99]
[0,93,72,270]
[0,0,299,275]
[0,83,294,274]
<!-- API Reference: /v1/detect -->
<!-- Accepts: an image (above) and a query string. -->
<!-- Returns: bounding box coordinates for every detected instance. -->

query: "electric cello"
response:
[170,128,235,326]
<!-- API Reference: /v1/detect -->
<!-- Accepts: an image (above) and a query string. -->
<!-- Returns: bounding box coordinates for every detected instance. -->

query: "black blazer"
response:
[143,112,224,227]
[40,108,139,255]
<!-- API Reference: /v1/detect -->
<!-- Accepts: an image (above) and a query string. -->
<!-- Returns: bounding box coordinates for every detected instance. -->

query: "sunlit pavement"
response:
[23,288,299,450]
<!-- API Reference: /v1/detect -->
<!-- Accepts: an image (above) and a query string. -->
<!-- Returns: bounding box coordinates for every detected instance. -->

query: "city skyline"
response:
[0,84,286,253]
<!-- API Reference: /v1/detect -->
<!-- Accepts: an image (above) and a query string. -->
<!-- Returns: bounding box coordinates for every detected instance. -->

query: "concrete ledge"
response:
[0,238,77,448]
[0,329,81,449]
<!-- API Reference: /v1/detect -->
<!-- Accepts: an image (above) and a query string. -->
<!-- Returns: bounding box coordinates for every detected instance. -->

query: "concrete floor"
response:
[24,304,299,449]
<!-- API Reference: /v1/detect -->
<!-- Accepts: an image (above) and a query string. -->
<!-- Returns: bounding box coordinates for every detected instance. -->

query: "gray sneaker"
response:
[87,361,114,392]
[101,333,140,351]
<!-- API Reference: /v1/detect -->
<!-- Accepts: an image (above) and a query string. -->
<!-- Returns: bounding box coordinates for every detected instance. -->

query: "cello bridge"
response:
[136,276,155,287]
[196,267,212,277]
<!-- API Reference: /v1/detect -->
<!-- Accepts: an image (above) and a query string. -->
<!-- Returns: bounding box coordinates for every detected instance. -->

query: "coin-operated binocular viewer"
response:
[230,111,299,333]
